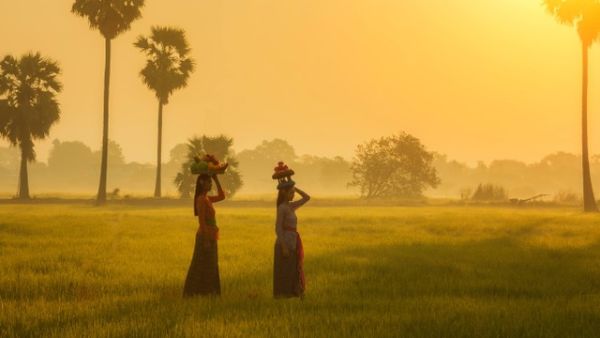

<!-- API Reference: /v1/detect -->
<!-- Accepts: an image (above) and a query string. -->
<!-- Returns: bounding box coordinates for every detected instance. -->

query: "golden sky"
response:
[0,0,597,165]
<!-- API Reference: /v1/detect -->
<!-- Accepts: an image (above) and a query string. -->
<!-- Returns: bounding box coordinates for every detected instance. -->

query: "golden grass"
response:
[1,204,600,337]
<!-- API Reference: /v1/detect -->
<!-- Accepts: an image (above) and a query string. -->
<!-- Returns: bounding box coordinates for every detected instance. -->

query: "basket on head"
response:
[191,154,229,175]
[272,161,295,190]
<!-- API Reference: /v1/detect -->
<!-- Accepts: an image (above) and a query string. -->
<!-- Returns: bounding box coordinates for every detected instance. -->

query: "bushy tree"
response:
[237,139,297,192]
[48,140,95,171]
[174,135,242,198]
[349,133,439,198]
[471,183,508,201]
[294,155,353,193]
[47,140,96,186]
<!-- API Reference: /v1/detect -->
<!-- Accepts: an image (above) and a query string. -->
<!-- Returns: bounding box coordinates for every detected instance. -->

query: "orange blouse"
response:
[196,189,225,240]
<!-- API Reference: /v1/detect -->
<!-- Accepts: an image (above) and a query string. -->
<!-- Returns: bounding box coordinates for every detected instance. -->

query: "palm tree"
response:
[134,27,195,197]
[72,0,144,204]
[0,53,62,200]
[545,0,600,212]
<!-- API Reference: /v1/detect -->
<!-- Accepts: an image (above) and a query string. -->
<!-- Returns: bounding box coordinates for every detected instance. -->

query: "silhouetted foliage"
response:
[543,0,600,212]
[174,136,242,198]
[413,151,600,202]
[45,139,135,192]
[0,141,210,196]
[237,139,298,192]
[48,140,94,170]
[169,143,188,167]
[135,27,194,104]
[71,0,145,204]
[0,53,62,199]
[135,26,195,197]
[47,140,96,186]
[554,190,581,204]
[71,0,145,40]
[295,155,352,192]
[471,184,507,202]
[349,133,439,199]
[235,139,354,195]
[4,140,600,199]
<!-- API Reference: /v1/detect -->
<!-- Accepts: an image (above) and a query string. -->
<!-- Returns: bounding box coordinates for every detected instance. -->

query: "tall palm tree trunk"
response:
[581,43,598,212]
[97,38,112,205]
[18,148,30,200]
[154,100,163,197]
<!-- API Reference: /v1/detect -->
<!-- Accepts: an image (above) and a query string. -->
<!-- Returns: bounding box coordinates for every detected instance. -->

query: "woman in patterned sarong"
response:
[183,174,225,297]
[273,183,310,298]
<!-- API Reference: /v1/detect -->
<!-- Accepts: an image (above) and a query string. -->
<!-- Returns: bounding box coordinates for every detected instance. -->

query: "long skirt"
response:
[273,241,303,298]
[183,233,221,297]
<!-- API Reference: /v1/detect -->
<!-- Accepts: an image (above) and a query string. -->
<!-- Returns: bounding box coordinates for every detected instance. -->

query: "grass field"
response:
[1,203,600,337]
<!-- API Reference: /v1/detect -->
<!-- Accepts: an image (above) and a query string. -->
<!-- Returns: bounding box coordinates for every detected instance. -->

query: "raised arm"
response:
[208,175,226,203]
[289,187,310,210]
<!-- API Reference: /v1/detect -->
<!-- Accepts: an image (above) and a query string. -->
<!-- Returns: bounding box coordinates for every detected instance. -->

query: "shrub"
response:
[471,184,507,201]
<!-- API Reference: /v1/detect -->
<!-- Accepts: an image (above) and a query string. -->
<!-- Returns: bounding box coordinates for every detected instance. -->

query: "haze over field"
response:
[1,0,596,166]
[6,2,600,337]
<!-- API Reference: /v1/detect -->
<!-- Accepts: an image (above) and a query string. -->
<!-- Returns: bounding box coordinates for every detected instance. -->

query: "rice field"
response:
[1,203,600,337]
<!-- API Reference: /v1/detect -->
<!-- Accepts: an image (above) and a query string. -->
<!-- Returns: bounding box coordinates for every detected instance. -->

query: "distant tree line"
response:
[0,137,354,197]
[236,138,354,196]
[3,133,600,201]
[0,139,181,196]
[433,152,600,201]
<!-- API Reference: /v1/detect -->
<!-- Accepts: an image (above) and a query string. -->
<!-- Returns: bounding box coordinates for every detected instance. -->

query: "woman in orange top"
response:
[183,174,225,297]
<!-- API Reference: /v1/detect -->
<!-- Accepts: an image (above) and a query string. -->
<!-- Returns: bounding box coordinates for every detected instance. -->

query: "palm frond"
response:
[72,0,145,39]
[0,99,9,133]
[134,26,195,103]
[544,0,600,44]
[0,53,62,160]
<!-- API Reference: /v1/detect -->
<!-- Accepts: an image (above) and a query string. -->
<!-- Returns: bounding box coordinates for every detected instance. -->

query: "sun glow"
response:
[0,0,594,166]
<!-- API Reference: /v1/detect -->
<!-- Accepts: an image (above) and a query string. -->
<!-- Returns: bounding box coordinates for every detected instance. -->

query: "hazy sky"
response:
[0,0,598,165]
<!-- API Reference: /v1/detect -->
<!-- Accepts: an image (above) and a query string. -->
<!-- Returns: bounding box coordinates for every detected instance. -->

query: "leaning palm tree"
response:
[545,0,600,212]
[0,53,62,200]
[72,0,144,204]
[134,27,195,197]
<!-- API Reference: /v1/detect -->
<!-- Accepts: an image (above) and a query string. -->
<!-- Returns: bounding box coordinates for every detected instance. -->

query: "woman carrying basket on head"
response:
[183,155,228,297]
[272,161,311,298]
